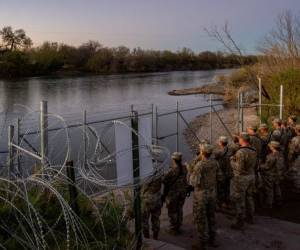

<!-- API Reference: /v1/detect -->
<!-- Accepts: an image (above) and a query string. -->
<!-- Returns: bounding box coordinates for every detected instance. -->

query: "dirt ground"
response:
[156,196,300,250]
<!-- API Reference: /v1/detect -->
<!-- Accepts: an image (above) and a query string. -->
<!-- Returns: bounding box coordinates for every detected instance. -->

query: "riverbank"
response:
[168,82,225,96]
[184,104,259,152]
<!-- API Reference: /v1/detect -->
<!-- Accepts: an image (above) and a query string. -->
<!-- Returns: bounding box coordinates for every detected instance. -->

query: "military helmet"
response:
[200,139,209,145]
[219,136,228,144]
[272,118,281,125]
[171,152,182,161]
[268,141,280,149]
[239,132,250,142]
[259,123,268,129]
[288,115,297,122]
[201,144,214,154]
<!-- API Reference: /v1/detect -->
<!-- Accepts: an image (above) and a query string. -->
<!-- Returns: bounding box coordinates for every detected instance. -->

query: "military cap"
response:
[200,139,209,145]
[219,136,228,144]
[201,144,214,154]
[239,132,250,142]
[273,118,281,124]
[171,152,182,161]
[288,115,297,122]
[259,123,268,129]
[268,141,280,149]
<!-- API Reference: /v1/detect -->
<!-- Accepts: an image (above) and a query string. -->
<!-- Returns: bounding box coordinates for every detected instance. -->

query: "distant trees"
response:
[0,26,257,78]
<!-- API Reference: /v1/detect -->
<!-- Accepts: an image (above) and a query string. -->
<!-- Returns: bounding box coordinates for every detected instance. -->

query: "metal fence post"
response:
[8,125,14,179]
[237,92,240,134]
[155,106,158,145]
[176,101,179,151]
[280,85,283,119]
[66,160,80,215]
[40,101,48,169]
[240,92,244,132]
[258,77,262,124]
[209,94,213,143]
[16,118,21,176]
[83,110,87,167]
[131,110,142,249]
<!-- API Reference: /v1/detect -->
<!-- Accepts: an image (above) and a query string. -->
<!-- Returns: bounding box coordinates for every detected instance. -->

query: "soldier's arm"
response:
[260,155,275,171]
[234,150,245,173]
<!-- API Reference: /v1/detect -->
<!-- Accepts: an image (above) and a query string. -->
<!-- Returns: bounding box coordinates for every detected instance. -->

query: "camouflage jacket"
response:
[288,135,300,162]
[189,158,222,191]
[228,142,239,157]
[163,164,188,199]
[260,151,284,180]
[214,146,232,178]
[250,134,262,159]
[142,176,162,203]
[230,146,257,177]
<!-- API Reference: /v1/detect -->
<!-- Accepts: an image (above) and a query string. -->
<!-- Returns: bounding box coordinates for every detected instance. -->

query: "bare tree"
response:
[0,26,32,51]
[259,10,300,59]
[204,22,270,99]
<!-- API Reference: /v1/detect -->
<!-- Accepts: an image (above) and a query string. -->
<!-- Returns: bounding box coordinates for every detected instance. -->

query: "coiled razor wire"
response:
[0,106,170,249]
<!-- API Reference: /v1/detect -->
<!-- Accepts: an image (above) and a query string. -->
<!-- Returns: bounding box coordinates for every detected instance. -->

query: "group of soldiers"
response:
[141,115,300,250]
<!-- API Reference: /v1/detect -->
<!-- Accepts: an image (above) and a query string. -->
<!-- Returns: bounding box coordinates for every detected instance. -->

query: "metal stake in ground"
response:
[40,101,48,171]
[8,125,14,179]
[66,160,80,215]
[131,110,142,249]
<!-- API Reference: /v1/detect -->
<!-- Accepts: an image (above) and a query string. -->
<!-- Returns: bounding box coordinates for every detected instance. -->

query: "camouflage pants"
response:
[230,175,255,223]
[166,195,186,231]
[261,175,282,208]
[142,199,162,235]
[217,177,231,204]
[193,190,216,248]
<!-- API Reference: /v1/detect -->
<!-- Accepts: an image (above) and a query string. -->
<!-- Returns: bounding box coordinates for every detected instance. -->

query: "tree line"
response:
[0,26,257,78]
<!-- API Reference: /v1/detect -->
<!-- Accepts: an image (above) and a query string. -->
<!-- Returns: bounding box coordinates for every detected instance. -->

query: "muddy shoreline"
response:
[168,82,225,96]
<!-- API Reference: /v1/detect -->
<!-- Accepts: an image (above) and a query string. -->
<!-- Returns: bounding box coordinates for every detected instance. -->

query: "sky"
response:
[0,0,299,53]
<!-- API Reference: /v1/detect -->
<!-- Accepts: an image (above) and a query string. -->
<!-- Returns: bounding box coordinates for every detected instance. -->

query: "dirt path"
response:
[157,197,300,250]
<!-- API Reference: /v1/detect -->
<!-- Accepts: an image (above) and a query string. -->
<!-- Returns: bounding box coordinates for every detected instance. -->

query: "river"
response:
[0,69,233,175]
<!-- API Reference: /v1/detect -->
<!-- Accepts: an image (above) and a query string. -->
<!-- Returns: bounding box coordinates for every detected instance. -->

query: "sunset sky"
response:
[0,0,299,52]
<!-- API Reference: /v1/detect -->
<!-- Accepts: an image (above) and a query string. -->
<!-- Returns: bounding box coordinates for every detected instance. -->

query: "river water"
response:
[0,69,233,174]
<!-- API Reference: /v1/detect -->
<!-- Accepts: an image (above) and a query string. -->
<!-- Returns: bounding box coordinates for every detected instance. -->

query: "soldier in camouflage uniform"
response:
[247,126,262,158]
[270,119,283,143]
[187,140,209,175]
[163,152,188,234]
[287,115,297,140]
[142,174,163,239]
[189,144,222,250]
[258,123,271,163]
[259,141,283,208]
[281,120,290,162]
[288,124,300,170]
[230,132,257,229]
[214,136,232,206]
[228,135,240,157]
